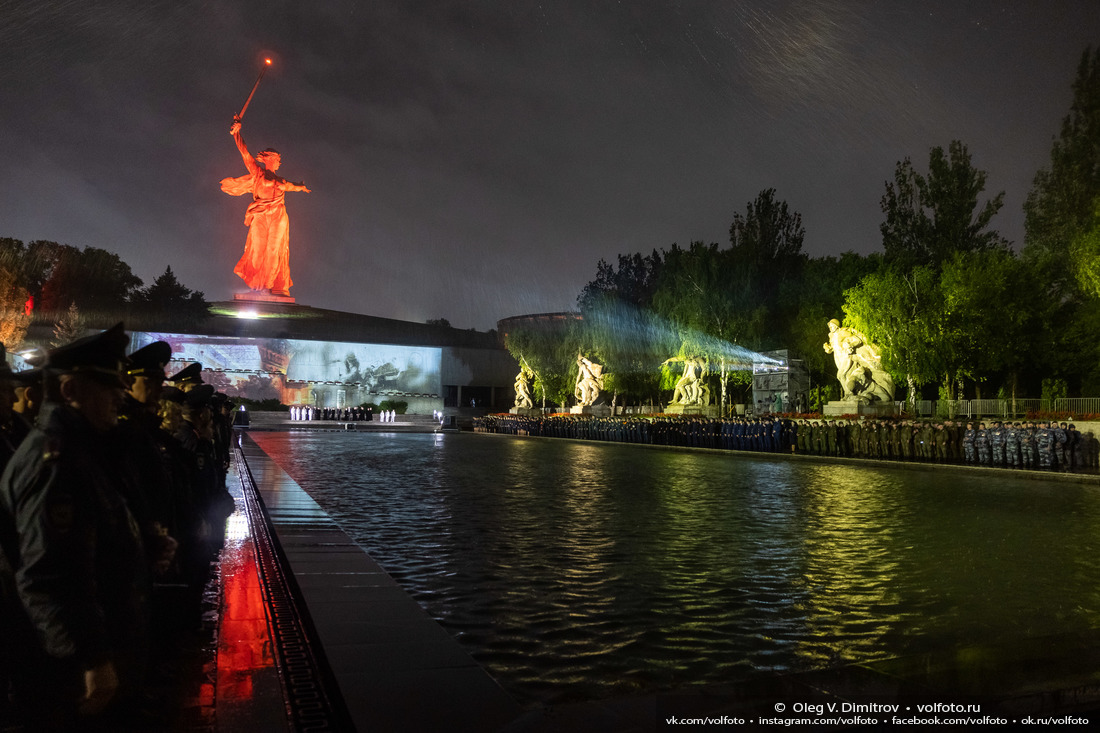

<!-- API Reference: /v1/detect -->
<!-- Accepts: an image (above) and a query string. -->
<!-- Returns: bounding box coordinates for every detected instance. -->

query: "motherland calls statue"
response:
[664,354,711,406]
[514,366,534,409]
[221,119,311,297]
[574,355,604,407]
[823,319,894,403]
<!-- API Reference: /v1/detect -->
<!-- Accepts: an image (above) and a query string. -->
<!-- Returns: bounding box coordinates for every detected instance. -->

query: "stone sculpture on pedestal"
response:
[574,355,604,407]
[823,319,895,404]
[664,355,710,406]
[513,366,534,410]
[221,119,311,297]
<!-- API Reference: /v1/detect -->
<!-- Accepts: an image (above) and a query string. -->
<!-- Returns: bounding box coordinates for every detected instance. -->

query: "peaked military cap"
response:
[127,341,172,379]
[46,323,129,386]
[168,362,203,386]
[184,383,215,408]
[160,385,187,404]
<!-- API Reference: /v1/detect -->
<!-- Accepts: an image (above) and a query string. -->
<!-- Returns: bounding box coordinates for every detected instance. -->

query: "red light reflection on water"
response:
[216,514,275,702]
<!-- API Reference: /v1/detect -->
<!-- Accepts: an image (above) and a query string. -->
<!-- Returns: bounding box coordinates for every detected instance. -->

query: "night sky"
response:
[2,1,1098,330]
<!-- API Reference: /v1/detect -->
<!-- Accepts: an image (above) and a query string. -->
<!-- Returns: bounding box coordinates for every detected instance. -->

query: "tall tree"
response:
[577,250,663,312]
[0,262,32,350]
[937,249,1042,401]
[38,245,142,324]
[503,319,580,408]
[729,188,806,274]
[788,251,881,389]
[129,266,210,331]
[1024,47,1100,297]
[580,300,671,407]
[651,241,764,411]
[842,266,942,409]
[881,140,1007,271]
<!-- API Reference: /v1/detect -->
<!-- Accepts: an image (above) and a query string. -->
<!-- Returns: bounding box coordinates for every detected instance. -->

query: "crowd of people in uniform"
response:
[0,324,238,729]
[474,413,1100,471]
[288,405,373,421]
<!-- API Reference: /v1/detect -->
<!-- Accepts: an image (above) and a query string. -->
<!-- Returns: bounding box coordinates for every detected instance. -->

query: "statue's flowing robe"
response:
[221,130,295,292]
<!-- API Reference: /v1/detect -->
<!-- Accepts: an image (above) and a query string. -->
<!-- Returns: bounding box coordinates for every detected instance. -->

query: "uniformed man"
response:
[898,420,913,460]
[990,421,1006,467]
[962,422,976,464]
[0,324,150,726]
[166,362,203,392]
[0,347,30,469]
[1037,422,1056,469]
[975,422,991,465]
[1020,421,1037,469]
[176,385,235,546]
[1005,422,1021,468]
[119,342,179,560]
[1065,423,1080,470]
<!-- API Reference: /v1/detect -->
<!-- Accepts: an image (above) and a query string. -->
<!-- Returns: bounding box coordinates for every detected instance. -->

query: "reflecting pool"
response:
[250,432,1100,705]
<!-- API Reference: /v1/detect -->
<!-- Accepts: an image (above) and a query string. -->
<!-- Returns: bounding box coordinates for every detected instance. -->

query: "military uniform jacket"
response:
[0,403,147,671]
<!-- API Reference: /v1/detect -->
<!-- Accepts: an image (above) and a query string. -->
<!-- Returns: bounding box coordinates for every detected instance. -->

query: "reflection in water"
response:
[217,506,276,703]
[252,432,1100,705]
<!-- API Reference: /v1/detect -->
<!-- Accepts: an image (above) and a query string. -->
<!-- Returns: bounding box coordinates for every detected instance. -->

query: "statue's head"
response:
[827,319,840,331]
[257,148,282,171]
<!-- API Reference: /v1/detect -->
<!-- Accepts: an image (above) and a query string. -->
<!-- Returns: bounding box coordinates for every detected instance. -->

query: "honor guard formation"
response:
[0,324,237,729]
[475,414,1099,471]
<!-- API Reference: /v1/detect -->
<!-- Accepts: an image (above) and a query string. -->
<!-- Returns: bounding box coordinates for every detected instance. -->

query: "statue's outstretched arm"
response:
[229,120,260,175]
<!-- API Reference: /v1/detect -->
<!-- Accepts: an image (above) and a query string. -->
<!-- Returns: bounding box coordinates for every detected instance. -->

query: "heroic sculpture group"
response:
[511,320,894,409]
[822,319,894,404]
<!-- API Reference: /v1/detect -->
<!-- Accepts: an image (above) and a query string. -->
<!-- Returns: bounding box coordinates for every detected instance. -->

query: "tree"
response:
[937,249,1042,402]
[729,187,806,276]
[425,317,452,327]
[38,245,142,324]
[1024,47,1100,297]
[881,141,1007,271]
[577,250,663,312]
[50,302,85,348]
[131,266,207,331]
[0,238,56,303]
[1071,211,1100,298]
[503,319,581,408]
[728,188,807,339]
[651,241,764,412]
[788,251,881,391]
[842,266,942,409]
[129,266,210,332]
[579,300,671,407]
[0,262,32,350]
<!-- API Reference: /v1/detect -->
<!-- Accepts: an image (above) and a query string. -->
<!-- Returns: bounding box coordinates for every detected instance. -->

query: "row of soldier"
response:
[289,405,373,421]
[0,324,238,728]
[473,414,1099,470]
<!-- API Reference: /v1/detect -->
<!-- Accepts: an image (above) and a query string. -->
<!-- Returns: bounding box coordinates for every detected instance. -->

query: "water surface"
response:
[250,431,1100,704]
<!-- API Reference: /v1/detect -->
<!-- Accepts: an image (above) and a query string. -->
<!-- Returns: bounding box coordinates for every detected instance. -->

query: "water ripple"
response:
[253,432,1100,705]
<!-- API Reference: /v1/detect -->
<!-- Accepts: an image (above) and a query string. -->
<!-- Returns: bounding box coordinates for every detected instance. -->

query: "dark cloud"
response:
[1,0,1098,329]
